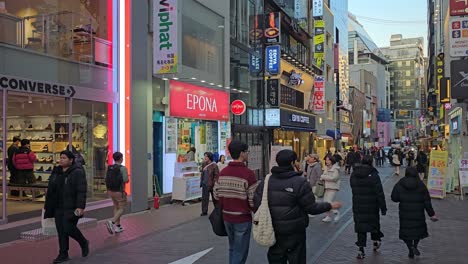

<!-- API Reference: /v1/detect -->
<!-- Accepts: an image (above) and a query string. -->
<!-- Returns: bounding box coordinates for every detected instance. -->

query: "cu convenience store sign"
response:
[169,80,229,121]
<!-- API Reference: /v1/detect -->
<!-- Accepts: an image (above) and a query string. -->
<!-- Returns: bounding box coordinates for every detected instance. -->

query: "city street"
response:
[3,166,466,264]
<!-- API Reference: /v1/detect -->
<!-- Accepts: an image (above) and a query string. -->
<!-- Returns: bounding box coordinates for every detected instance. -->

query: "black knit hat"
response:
[276,150,297,167]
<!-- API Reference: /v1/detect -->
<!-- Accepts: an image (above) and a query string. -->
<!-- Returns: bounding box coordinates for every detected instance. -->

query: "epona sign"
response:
[231,100,246,115]
[169,80,229,121]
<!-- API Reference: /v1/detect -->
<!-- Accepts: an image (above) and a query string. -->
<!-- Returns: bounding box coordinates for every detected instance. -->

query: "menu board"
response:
[427,150,448,199]
[165,117,178,153]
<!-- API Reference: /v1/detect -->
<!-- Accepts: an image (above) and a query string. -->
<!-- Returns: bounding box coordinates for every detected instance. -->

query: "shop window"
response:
[1,0,112,66]
[327,101,333,120]
[280,85,304,109]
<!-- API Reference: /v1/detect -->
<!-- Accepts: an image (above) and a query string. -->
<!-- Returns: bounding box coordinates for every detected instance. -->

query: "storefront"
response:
[161,81,230,197]
[273,109,316,162]
[0,0,128,224]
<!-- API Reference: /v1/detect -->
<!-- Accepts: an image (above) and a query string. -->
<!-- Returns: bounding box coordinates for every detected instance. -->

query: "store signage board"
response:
[312,0,323,17]
[265,108,280,126]
[450,59,468,99]
[0,74,117,103]
[265,45,281,75]
[264,12,281,44]
[169,80,229,121]
[449,17,468,57]
[313,76,325,114]
[249,48,262,75]
[266,79,279,107]
[231,100,246,115]
[153,0,178,74]
[314,20,325,70]
[280,109,315,130]
[450,0,468,16]
[427,150,448,199]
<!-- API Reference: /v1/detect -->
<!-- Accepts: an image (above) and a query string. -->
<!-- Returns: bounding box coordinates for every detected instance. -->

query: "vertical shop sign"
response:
[450,0,468,16]
[249,48,262,75]
[313,76,325,114]
[264,12,281,44]
[294,0,308,30]
[314,20,325,70]
[427,150,449,199]
[436,53,444,101]
[449,17,468,57]
[153,0,178,74]
[265,45,281,75]
[266,79,279,107]
[312,0,323,17]
[249,14,263,47]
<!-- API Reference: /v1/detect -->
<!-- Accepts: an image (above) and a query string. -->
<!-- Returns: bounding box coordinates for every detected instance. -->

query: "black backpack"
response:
[105,164,123,192]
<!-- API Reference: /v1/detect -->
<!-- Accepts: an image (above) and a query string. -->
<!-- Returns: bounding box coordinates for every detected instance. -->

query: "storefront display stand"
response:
[171,161,202,206]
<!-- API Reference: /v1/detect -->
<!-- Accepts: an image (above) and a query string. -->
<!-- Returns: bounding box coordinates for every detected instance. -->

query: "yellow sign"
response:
[314,34,324,44]
[427,150,448,199]
[314,20,324,28]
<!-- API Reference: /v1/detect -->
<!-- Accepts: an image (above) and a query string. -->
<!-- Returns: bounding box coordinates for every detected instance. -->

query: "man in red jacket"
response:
[13,139,37,184]
[214,140,258,264]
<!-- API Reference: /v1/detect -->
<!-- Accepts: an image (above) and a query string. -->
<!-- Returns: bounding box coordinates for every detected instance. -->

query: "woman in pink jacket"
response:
[13,139,37,184]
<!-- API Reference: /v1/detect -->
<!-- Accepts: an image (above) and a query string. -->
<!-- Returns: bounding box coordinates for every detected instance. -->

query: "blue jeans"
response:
[224,221,252,264]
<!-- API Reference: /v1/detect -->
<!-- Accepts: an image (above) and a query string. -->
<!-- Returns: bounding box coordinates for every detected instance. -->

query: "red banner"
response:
[169,80,229,121]
[313,76,325,114]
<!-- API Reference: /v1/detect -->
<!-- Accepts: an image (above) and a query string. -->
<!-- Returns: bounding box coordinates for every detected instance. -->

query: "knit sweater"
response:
[213,161,258,223]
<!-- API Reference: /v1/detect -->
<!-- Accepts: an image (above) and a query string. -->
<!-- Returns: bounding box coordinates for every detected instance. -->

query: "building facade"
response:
[381,34,425,140]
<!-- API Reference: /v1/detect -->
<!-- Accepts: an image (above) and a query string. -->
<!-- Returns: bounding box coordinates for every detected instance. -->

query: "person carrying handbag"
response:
[254,150,341,264]
[320,155,341,222]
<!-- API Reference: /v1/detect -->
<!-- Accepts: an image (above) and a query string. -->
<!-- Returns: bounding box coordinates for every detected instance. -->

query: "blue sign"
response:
[249,49,262,75]
[265,45,280,75]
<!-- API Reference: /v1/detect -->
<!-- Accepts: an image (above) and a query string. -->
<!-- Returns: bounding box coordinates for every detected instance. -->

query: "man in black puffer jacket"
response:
[254,150,342,264]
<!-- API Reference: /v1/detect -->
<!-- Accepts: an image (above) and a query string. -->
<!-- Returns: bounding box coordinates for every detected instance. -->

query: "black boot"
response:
[53,254,70,263]
[408,247,415,259]
[357,247,365,259]
[81,239,90,257]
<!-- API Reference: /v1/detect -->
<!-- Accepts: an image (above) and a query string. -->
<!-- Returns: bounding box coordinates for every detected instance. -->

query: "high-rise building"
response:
[381,34,425,140]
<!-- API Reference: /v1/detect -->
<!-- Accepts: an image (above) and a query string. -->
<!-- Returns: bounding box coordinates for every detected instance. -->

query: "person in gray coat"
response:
[306,154,322,192]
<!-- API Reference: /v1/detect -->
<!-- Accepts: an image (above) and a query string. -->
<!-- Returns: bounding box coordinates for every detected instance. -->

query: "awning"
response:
[317,135,333,140]
[326,129,342,140]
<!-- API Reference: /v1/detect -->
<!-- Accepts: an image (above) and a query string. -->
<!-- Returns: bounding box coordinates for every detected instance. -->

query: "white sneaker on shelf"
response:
[322,216,332,222]
[105,220,114,235]
[114,226,125,233]
[334,211,341,222]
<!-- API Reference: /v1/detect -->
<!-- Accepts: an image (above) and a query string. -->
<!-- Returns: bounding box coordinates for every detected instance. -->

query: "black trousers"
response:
[356,231,384,247]
[404,239,420,250]
[55,209,87,255]
[201,185,217,214]
[268,233,306,264]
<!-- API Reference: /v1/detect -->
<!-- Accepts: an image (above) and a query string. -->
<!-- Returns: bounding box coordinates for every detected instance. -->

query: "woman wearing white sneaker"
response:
[320,155,341,222]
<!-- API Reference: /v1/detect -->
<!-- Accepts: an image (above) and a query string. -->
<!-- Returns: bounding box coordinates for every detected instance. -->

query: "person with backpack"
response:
[253,150,342,264]
[105,152,129,234]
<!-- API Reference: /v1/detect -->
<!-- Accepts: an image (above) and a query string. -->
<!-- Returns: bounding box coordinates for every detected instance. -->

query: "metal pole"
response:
[68,98,73,150]
[1,90,7,224]
[261,0,268,178]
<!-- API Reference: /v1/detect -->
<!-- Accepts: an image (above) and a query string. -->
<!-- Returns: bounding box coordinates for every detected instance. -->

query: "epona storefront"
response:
[162,80,230,199]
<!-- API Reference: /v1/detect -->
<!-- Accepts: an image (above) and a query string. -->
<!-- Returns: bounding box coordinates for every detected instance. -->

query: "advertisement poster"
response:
[427,150,449,199]
[264,12,281,44]
[459,159,468,188]
[269,146,293,173]
[248,145,262,171]
[313,76,325,114]
[314,20,325,69]
[165,117,178,153]
[153,0,178,74]
[449,17,468,57]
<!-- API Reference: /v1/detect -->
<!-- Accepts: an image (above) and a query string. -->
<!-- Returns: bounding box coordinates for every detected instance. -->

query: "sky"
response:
[348,0,428,50]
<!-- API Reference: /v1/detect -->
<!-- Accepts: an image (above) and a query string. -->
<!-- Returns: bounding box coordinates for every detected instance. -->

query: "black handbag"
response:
[209,206,227,236]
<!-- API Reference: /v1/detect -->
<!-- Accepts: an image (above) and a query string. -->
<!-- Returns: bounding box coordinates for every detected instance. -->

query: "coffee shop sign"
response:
[291,114,309,124]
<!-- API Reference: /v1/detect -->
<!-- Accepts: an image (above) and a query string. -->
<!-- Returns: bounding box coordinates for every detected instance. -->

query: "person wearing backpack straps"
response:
[105,152,129,235]
[254,150,342,264]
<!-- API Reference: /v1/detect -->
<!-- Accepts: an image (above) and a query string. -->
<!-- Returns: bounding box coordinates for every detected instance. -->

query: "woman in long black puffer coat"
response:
[391,167,438,259]
[350,155,387,259]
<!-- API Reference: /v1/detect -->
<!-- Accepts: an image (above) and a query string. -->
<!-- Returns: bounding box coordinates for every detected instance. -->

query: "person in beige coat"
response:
[320,155,341,222]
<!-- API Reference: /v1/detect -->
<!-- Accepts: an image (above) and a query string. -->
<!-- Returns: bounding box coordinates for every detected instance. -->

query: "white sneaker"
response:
[308,214,316,218]
[322,216,332,222]
[334,212,341,222]
[114,226,125,233]
[105,220,114,235]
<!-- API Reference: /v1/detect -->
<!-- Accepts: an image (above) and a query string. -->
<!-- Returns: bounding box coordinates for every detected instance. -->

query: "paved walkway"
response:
[2,165,467,264]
